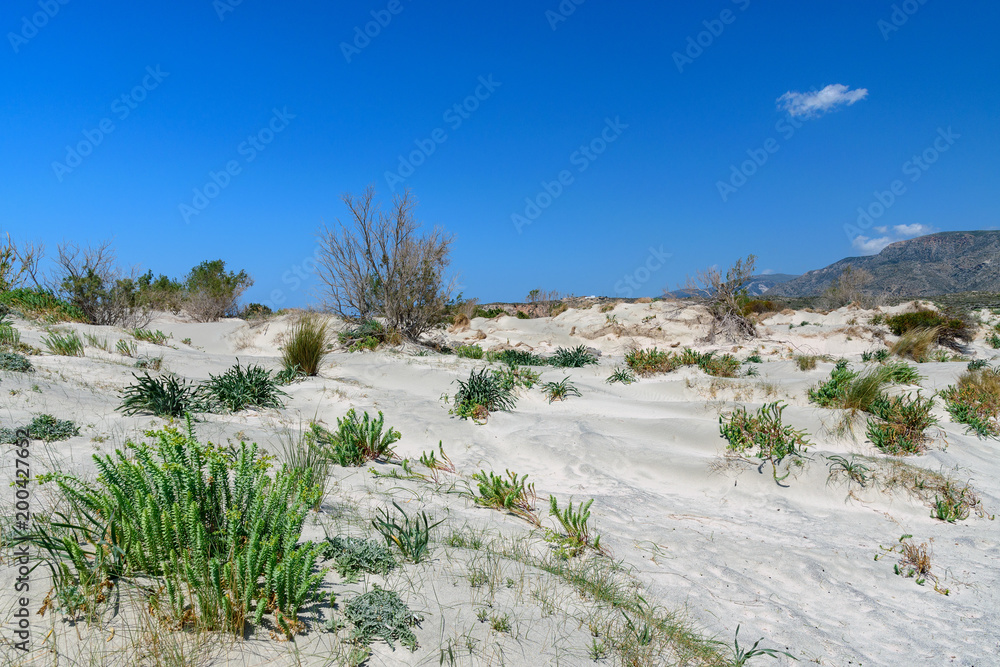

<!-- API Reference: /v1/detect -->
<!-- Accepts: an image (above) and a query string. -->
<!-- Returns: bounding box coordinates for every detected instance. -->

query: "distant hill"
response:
[767,231,1000,297]
[666,273,799,299]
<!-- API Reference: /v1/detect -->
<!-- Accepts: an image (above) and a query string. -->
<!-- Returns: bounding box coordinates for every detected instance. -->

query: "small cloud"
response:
[777,84,868,118]
[851,224,936,255]
[761,269,776,275]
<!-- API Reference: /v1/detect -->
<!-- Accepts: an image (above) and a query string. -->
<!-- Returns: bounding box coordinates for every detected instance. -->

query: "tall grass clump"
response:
[548,345,598,368]
[452,368,516,421]
[890,326,941,362]
[21,420,324,636]
[277,426,331,508]
[808,361,909,413]
[281,315,330,376]
[131,328,169,345]
[42,330,84,356]
[203,361,287,412]
[118,373,208,417]
[0,317,20,347]
[625,348,676,376]
[541,377,581,403]
[719,402,809,483]
[886,309,972,348]
[626,347,740,378]
[311,409,401,466]
[939,366,1000,438]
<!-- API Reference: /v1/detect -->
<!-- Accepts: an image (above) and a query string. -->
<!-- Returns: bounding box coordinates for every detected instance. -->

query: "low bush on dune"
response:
[739,298,779,317]
[939,366,1000,438]
[808,360,917,412]
[719,401,809,483]
[0,287,84,322]
[118,373,208,417]
[625,347,740,378]
[454,343,484,359]
[281,315,331,375]
[0,414,79,443]
[319,536,396,579]
[886,309,973,350]
[626,348,676,376]
[344,587,421,651]
[866,394,938,455]
[0,350,33,373]
[486,348,547,366]
[338,318,401,352]
[492,364,541,391]
[20,420,323,636]
[451,368,517,421]
[548,345,598,368]
[310,409,401,466]
[202,361,287,412]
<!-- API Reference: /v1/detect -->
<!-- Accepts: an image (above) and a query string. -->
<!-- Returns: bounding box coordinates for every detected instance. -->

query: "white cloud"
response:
[851,224,936,255]
[761,269,776,275]
[777,84,868,118]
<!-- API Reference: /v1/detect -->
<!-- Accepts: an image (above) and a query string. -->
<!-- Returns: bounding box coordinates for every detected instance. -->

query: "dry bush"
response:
[0,234,44,291]
[317,186,454,340]
[682,254,758,343]
[823,266,878,308]
[54,241,152,328]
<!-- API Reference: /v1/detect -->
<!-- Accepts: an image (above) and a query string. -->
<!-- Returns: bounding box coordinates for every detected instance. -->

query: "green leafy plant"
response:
[548,345,598,368]
[987,333,1000,349]
[931,482,980,522]
[486,349,547,366]
[0,351,33,373]
[118,373,208,417]
[281,315,330,376]
[454,344,484,359]
[115,338,137,357]
[203,361,287,412]
[939,366,1000,438]
[0,319,20,347]
[42,330,84,356]
[719,402,810,483]
[311,409,401,466]
[20,420,323,636]
[865,393,937,455]
[606,367,636,385]
[0,414,79,443]
[452,368,517,421]
[491,364,541,391]
[541,377,581,403]
[795,355,819,371]
[470,470,538,524]
[886,310,972,348]
[371,501,441,563]
[546,496,602,558]
[967,359,989,371]
[183,259,253,322]
[861,348,890,363]
[131,328,169,345]
[418,441,456,483]
[745,353,763,364]
[338,319,400,352]
[713,625,797,666]
[344,587,421,651]
[319,536,396,579]
[625,347,676,376]
[826,455,870,487]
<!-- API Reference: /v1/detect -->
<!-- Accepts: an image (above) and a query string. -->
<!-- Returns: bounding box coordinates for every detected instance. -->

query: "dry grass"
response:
[890,326,940,362]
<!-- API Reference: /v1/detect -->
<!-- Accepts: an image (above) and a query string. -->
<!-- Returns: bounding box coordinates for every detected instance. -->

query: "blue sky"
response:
[2,1,998,307]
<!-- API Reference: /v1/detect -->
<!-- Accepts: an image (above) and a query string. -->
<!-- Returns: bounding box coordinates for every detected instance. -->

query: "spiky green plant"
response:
[42,330,84,356]
[987,333,1000,349]
[939,366,1000,438]
[311,409,401,466]
[131,328,169,345]
[606,367,636,384]
[452,368,517,421]
[713,625,798,666]
[625,348,676,376]
[719,402,810,483]
[865,393,937,455]
[470,470,538,524]
[371,501,441,564]
[20,420,323,636]
[203,361,287,412]
[281,315,330,376]
[548,345,598,368]
[486,349,547,366]
[861,349,890,363]
[492,364,541,391]
[118,373,208,417]
[0,320,20,347]
[826,455,870,487]
[116,339,137,357]
[541,377,581,403]
[546,496,602,557]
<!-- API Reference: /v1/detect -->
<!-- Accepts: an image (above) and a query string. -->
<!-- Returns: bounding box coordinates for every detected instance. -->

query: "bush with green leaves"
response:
[319,536,396,579]
[546,496,602,558]
[0,414,79,444]
[344,587,421,651]
[470,469,538,524]
[866,394,938,455]
[606,367,636,385]
[491,364,541,391]
[372,501,442,564]
[625,347,740,378]
[184,259,253,322]
[42,330,84,356]
[452,367,517,421]
[0,287,84,321]
[486,349,547,366]
[0,350,33,373]
[118,373,208,417]
[454,343,484,359]
[22,420,323,636]
[548,345,598,368]
[719,402,810,483]
[541,377,581,403]
[939,366,1000,438]
[886,310,972,348]
[337,319,400,352]
[625,348,676,376]
[281,315,330,376]
[311,409,401,466]
[203,361,287,412]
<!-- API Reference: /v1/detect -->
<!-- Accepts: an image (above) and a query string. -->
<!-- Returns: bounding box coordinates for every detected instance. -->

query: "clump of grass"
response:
[939,366,1000,438]
[452,367,517,421]
[0,414,80,443]
[883,360,922,384]
[808,360,906,413]
[866,394,938,455]
[454,343,484,359]
[491,364,540,391]
[131,328,169,345]
[719,402,809,483]
[712,625,798,666]
[0,319,20,347]
[0,350,33,373]
[987,333,1000,349]
[549,345,598,368]
[795,355,820,371]
[133,356,162,371]
[372,501,441,564]
[890,326,940,362]
[21,420,323,636]
[826,455,871,487]
[745,353,763,363]
[967,359,990,371]
[338,319,400,352]
[606,367,636,384]
[625,347,675,376]
[879,534,947,592]
[485,348,547,366]
[470,469,538,524]
[202,361,287,412]
[861,348,890,363]
[281,315,330,376]
[320,536,396,579]
[541,377,581,403]
[546,496,602,558]
[115,338,137,357]
[311,409,401,466]
[42,330,84,356]
[886,309,972,348]
[276,426,331,508]
[118,373,208,417]
[344,587,421,651]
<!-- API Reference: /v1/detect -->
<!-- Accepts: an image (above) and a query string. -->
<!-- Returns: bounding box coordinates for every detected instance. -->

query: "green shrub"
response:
[281,316,330,376]
[344,587,421,651]
[745,353,763,364]
[473,307,506,319]
[541,377,581,403]
[967,359,989,371]
[0,351,33,373]
[625,347,738,378]
[546,496,602,558]
[549,345,598,368]
[0,287,84,321]
[0,414,79,443]
[203,361,287,412]
[22,421,323,635]
[738,299,779,316]
[491,364,541,391]
[625,348,676,376]
[866,394,937,455]
[516,311,530,319]
[861,349,890,363]
[42,331,84,357]
[470,469,538,524]
[338,319,400,352]
[697,352,741,378]
[131,328,169,345]
[719,402,809,483]
[118,373,208,417]
[454,344,484,359]
[452,368,516,421]
[795,355,819,371]
[311,409,401,466]
[486,349,547,366]
[987,333,1000,349]
[886,310,972,347]
[939,367,1000,438]
[319,536,396,579]
[240,303,273,319]
[883,360,922,385]
[184,259,253,322]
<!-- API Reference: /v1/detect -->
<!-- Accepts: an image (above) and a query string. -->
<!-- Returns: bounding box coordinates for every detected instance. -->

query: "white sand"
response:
[1,302,998,665]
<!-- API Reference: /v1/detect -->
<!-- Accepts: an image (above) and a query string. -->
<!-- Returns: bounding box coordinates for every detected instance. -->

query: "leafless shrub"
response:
[316,186,454,340]
[823,266,881,309]
[681,254,757,343]
[54,241,152,328]
[0,234,45,291]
